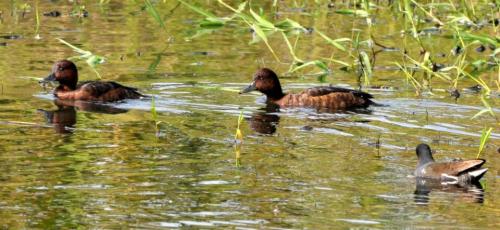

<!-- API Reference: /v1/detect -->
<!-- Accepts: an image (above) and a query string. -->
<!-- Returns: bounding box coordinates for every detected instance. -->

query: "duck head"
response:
[41,60,78,90]
[240,68,285,100]
[416,143,435,167]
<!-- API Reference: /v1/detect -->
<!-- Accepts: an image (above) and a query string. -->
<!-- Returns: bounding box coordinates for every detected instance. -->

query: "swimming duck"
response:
[414,144,488,184]
[40,60,143,102]
[240,68,374,110]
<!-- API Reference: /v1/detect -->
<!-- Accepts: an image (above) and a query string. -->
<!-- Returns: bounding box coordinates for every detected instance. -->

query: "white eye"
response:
[58,67,64,71]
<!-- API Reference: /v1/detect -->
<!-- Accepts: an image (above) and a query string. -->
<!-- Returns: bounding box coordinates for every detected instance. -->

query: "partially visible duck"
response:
[414,144,488,184]
[239,68,374,110]
[40,60,144,102]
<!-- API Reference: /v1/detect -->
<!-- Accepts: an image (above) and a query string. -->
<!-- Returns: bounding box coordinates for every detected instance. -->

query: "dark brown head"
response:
[42,60,78,90]
[416,143,435,167]
[240,68,285,100]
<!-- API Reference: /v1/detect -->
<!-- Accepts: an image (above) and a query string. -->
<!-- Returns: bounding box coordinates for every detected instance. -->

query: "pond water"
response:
[0,1,499,229]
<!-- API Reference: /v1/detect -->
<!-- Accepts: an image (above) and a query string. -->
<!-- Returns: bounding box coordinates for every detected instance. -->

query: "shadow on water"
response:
[38,99,129,134]
[414,178,485,205]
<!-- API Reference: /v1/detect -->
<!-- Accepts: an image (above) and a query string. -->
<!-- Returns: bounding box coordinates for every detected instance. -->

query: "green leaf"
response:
[57,38,91,56]
[251,23,280,62]
[291,60,329,73]
[476,127,492,159]
[145,0,166,29]
[250,9,275,30]
[316,29,349,51]
[281,32,302,62]
[459,32,498,46]
[275,18,306,32]
[178,0,218,18]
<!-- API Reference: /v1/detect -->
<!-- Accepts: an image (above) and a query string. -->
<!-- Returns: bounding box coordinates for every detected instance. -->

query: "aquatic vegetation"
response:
[234,111,244,143]
[34,0,40,39]
[145,0,167,30]
[151,96,162,137]
[69,2,88,18]
[178,0,348,75]
[56,38,105,79]
[476,127,493,159]
[234,111,244,167]
[1,1,500,228]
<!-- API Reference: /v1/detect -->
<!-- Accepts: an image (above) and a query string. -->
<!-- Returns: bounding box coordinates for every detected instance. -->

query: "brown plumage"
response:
[239,68,374,110]
[415,144,488,183]
[40,60,144,102]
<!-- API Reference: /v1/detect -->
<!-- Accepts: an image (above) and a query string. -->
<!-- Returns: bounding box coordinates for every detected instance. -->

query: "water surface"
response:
[0,1,499,229]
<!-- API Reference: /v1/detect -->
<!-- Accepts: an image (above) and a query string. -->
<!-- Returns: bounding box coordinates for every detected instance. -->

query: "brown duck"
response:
[414,144,488,184]
[40,60,144,102]
[239,68,374,110]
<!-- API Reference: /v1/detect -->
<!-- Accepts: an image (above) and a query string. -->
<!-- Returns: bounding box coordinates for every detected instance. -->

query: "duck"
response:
[40,60,144,102]
[239,68,374,110]
[414,144,488,184]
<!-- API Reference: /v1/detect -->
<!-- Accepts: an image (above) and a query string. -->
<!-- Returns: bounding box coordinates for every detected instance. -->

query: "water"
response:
[0,1,499,229]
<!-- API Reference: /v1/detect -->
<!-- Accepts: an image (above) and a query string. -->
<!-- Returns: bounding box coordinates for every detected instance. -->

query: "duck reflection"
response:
[248,105,280,135]
[38,99,128,134]
[414,178,485,204]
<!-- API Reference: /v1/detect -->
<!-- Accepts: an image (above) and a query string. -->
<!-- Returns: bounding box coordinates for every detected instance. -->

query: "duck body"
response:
[414,144,487,184]
[274,86,373,109]
[41,60,143,102]
[240,68,373,110]
[54,80,142,101]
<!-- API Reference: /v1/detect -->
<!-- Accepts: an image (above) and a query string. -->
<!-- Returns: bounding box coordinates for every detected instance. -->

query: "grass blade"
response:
[476,127,492,159]
[145,0,166,30]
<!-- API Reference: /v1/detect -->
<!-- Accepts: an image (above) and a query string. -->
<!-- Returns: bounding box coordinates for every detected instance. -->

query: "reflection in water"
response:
[38,105,76,134]
[38,99,129,134]
[248,112,280,135]
[414,178,485,204]
[248,105,280,135]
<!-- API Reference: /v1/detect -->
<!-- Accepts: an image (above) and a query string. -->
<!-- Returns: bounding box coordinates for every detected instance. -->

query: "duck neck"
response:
[417,154,434,168]
[264,88,285,101]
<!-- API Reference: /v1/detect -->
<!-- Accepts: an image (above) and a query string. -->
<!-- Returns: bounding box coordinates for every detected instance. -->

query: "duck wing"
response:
[284,86,373,109]
[423,159,486,177]
[78,81,143,101]
[305,86,373,99]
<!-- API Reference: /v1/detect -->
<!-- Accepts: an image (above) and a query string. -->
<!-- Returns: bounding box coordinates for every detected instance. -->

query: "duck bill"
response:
[239,81,256,94]
[40,73,56,84]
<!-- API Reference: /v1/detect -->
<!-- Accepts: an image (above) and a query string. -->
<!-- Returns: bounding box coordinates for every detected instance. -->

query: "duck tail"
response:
[467,168,488,181]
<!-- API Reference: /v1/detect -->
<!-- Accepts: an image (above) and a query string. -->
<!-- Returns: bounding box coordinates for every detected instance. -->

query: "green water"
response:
[0,1,499,229]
